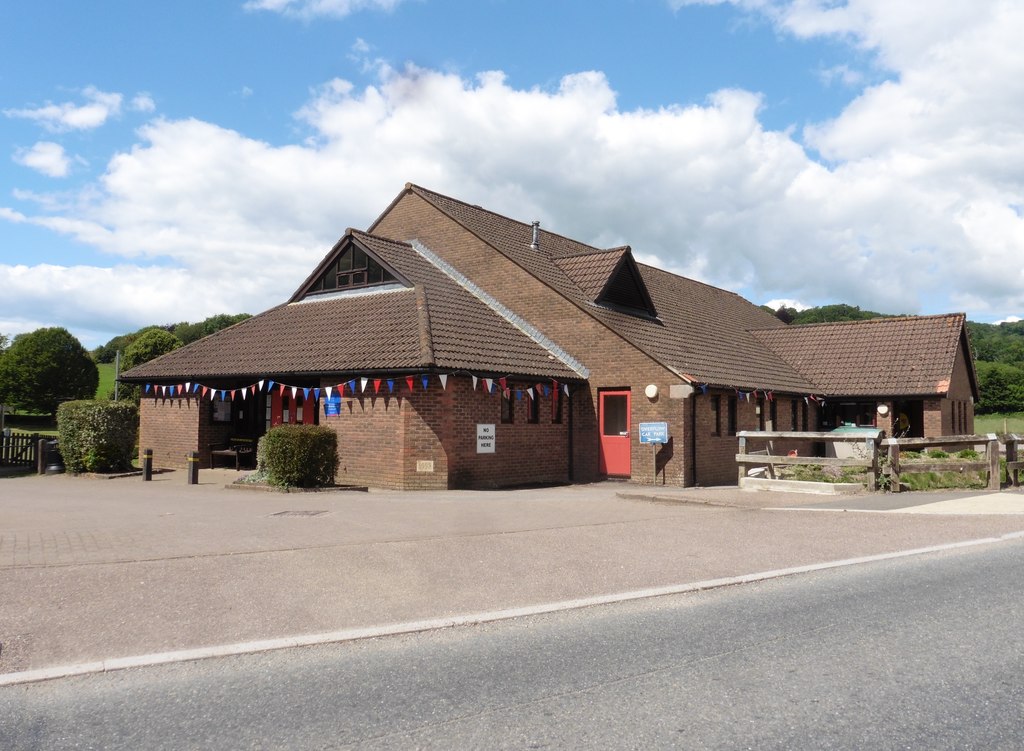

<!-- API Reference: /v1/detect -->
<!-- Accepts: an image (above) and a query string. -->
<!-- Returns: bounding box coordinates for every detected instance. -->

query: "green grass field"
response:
[96,362,116,400]
[974,412,1024,435]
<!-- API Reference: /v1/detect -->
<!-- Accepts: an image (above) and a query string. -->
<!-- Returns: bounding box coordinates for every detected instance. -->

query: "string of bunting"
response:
[143,372,573,404]
[693,382,826,407]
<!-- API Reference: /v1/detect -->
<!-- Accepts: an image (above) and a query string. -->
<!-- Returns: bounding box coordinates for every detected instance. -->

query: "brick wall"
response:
[139,396,200,468]
[320,375,572,489]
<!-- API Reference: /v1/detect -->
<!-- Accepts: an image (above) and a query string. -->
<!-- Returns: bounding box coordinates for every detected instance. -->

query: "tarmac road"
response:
[3,538,1022,749]
[1,471,1024,681]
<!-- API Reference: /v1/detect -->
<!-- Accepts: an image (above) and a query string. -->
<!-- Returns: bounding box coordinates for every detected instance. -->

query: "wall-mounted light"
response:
[644,384,659,400]
[877,404,890,416]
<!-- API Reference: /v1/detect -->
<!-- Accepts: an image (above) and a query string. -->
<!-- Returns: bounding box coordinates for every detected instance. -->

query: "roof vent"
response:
[529,221,540,250]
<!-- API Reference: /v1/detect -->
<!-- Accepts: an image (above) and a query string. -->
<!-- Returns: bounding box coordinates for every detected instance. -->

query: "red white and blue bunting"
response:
[142,372,572,406]
[690,382,826,407]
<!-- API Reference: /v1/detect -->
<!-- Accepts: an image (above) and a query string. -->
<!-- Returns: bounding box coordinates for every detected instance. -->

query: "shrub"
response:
[957,449,981,460]
[925,449,949,459]
[260,424,338,488]
[57,400,138,473]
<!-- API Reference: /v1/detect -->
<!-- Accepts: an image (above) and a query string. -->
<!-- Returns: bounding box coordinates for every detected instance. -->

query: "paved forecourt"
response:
[2,471,1023,680]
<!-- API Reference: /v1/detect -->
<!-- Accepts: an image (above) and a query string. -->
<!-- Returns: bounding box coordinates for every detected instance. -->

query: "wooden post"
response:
[737,434,746,485]
[37,438,47,475]
[868,436,879,491]
[987,434,1000,490]
[1006,436,1018,488]
[887,438,901,493]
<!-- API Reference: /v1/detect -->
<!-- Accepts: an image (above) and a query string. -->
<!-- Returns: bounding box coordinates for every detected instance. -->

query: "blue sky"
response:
[2,0,1021,348]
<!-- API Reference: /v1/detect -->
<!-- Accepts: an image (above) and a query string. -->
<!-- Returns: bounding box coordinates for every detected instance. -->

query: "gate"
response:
[0,432,40,467]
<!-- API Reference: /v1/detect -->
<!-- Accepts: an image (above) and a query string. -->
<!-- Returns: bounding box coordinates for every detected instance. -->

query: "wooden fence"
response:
[885,434,1000,492]
[0,432,40,468]
[737,430,884,490]
[737,431,1006,492]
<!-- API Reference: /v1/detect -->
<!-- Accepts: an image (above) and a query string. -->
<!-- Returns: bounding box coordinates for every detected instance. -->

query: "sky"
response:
[2,0,1022,349]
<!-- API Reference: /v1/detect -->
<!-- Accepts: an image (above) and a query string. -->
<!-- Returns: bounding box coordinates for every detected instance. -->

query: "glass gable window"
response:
[308,245,397,295]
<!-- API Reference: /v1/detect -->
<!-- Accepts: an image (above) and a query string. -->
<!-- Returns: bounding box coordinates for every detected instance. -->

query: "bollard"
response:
[142,449,153,481]
[37,438,47,475]
[187,451,199,485]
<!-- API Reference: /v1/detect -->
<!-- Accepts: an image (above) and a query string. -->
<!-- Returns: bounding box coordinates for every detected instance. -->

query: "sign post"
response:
[638,422,669,485]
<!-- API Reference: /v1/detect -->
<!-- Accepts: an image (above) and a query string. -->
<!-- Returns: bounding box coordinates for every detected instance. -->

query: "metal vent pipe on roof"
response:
[530,221,540,250]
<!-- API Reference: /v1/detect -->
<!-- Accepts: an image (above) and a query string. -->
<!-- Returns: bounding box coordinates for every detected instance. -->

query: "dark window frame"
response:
[727,396,737,436]
[711,395,721,436]
[528,388,539,424]
[501,389,514,424]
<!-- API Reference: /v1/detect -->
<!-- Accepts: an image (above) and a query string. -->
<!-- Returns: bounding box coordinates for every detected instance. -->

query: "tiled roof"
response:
[752,314,969,396]
[555,249,627,300]
[409,184,816,393]
[121,231,581,382]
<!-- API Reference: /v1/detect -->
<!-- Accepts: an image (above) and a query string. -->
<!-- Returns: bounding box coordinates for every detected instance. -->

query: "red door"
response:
[599,390,631,477]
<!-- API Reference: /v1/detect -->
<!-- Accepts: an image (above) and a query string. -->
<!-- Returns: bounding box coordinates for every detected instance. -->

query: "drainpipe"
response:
[690,390,698,487]
[567,386,574,482]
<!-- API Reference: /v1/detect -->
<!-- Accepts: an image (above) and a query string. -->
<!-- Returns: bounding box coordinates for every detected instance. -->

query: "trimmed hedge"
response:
[260,424,338,488]
[57,400,138,473]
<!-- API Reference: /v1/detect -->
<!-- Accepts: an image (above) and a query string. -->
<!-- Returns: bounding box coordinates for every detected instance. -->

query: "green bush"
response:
[261,424,338,488]
[925,449,949,459]
[57,400,138,473]
[956,449,981,460]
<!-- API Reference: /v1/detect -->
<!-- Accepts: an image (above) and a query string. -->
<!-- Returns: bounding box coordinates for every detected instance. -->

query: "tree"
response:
[975,361,1024,414]
[0,327,98,416]
[117,329,182,401]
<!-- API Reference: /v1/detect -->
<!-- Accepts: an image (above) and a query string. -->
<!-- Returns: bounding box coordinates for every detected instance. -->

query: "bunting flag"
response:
[303,387,311,400]
[515,389,522,401]
[472,375,478,391]
[563,384,569,396]
[541,384,549,397]
[185,382,191,393]
[348,379,356,394]
[241,388,247,400]
[360,377,369,393]
[421,375,429,390]
[498,377,507,392]
[258,379,265,391]
[201,386,208,399]
[230,389,236,400]
[278,383,286,397]
[406,376,414,392]
[527,387,535,400]
[699,383,709,394]
[267,380,275,391]
[387,379,395,393]
[291,386,298,400]
[325,386,333,398]
[373,379,381,394]
[313,388,321,400]
[483,378,493,393]
[144,384,151,393]
[439,374,448,390]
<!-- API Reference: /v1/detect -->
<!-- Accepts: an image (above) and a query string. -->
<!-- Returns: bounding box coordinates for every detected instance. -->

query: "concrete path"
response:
[2,470,1024,682]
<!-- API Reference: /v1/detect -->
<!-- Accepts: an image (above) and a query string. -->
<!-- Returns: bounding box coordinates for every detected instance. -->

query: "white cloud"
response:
[130,93,156,113]
[4,0,1024,342]
[763,299,809,312]
[996,316,1022,325]
[13,142,73,178]
[243,0,406,19]
[4,86,123,132]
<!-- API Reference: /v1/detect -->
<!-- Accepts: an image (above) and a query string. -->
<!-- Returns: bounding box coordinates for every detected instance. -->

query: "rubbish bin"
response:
[44,439,65,475]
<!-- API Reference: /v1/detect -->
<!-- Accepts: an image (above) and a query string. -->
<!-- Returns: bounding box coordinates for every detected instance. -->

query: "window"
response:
[727,396,737,436]
[711,395,721,436]
[801,400,809,431]
[501,388,514,424]
[308,244,397,295]
[769,399,777,431]
[758,398,765,431]
[528,389,539,423]
[791,399,798,431]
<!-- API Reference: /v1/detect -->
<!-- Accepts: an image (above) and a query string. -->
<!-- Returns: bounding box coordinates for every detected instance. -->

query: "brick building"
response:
[120,184,979,489]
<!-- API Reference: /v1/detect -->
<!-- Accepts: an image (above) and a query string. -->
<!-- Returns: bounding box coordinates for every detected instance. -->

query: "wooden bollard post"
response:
[187,451,199,485]
[142,449,153,481]
[37,438,47,475]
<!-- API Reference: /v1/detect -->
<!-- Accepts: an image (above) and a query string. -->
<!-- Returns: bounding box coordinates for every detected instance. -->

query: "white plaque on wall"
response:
[477,424,496,454]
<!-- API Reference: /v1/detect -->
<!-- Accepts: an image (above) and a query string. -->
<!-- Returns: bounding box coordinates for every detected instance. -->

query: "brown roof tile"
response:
[409,184,816,393]
[752,313,969,396]
[121,231,581,382]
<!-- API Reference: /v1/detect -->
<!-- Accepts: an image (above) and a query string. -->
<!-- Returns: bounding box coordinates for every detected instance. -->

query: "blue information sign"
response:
[638,422,669,444]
